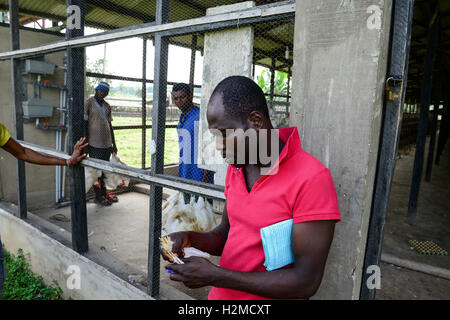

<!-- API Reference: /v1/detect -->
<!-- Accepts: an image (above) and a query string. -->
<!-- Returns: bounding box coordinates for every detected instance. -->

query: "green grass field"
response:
[111,116,179,168]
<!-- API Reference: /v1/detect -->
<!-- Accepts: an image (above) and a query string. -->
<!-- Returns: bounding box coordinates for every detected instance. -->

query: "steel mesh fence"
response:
[0,0,295,299]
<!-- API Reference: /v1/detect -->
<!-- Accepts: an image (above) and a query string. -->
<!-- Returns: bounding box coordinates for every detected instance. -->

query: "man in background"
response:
[171,83,214,203]
[84,81,118,206]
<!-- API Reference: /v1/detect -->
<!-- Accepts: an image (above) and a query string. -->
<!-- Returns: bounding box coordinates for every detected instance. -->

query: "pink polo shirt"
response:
[208,126,341,300]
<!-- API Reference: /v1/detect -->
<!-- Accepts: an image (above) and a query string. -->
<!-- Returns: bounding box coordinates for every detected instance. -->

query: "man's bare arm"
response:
[166,202,229,258]
[109,122,117,154]
[1,137,88,166]
[169,220,337,299]
[187,203,229,256]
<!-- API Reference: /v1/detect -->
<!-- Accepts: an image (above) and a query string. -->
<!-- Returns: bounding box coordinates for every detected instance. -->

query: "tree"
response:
[85,58,106,95]
[256,69,289,99]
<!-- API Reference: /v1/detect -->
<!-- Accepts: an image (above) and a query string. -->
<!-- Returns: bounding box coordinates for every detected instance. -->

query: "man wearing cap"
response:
[84,81,118,206]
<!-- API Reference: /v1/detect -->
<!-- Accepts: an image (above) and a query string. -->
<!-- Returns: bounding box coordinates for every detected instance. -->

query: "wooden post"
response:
[66,0,88,253]
[148,0,169,298]
[407,6,439,224]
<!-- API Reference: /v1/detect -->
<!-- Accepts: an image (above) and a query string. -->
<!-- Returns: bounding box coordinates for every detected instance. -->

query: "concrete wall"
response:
[0,207,152,299]
[289,0,392,299]
[0,26,66,210]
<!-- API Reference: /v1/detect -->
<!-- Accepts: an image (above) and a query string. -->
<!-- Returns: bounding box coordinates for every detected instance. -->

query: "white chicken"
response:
[84,167,102,191]
[161,191,218,235]
[84,154,130,192]
[104,154,130,190]
[192,196,216,231]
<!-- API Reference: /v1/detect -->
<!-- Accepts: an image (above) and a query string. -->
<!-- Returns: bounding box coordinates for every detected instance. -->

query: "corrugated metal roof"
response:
[0,0,295,73]
[1,0,449,94]
[405,0,450,101]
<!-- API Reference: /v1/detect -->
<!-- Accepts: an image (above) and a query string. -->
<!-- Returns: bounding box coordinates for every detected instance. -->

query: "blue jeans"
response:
[0,236,5,298]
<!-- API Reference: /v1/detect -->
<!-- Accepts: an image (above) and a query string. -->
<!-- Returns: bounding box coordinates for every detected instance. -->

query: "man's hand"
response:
[160,232,191,262]
[166,256,219,289]
[70,137,89,165]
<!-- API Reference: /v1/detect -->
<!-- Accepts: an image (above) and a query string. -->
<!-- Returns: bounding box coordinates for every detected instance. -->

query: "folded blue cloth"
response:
[260,219,294,271]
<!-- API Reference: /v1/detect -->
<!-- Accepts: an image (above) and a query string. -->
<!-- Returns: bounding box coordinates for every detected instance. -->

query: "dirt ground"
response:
[375,138,450,300]
[29,138,450,300]
[377,262,449,299]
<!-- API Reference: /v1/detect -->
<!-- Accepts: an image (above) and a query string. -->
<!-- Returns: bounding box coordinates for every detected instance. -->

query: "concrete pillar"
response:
[289,0,393,299]
[198,1,254,187]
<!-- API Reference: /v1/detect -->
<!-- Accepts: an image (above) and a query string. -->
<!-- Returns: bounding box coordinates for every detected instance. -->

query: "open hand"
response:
[70,137,88,165]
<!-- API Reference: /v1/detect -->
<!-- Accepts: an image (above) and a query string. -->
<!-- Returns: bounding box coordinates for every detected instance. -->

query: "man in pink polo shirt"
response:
[163,76,341,300]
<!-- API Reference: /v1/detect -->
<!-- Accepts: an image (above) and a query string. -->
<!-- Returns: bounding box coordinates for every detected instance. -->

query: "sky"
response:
[83,27,266,89]
[23,21,205,89]
[24,22,267,92]
[84,27,204,89]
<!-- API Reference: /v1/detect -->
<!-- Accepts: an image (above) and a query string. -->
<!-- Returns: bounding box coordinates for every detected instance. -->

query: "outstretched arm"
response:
[1,137,88,166]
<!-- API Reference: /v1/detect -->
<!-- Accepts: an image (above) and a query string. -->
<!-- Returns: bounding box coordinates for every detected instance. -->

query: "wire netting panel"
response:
[1,0,295,212]
[1,0,296,298]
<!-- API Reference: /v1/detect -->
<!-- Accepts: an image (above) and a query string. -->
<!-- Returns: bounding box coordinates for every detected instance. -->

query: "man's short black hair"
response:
[209,75,270,122]
[172,83,192,95]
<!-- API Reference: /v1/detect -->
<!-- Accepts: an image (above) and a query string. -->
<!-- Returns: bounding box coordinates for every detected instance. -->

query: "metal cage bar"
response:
[147,0,170,298]
[66,0,89,254]
[9,0,27,219]
[3,0,295,300]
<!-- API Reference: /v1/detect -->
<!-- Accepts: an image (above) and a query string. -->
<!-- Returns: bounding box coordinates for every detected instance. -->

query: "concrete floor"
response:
[375,137,450,300]
[31,138,450,300]
[33,188,221,300]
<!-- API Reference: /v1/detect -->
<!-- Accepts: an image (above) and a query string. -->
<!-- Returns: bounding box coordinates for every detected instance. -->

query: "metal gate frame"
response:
[360,0,415,300]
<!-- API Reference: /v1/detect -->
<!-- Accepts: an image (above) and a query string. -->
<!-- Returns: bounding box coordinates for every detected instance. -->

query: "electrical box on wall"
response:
[22,98,54,118]
[22,59,55,75]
